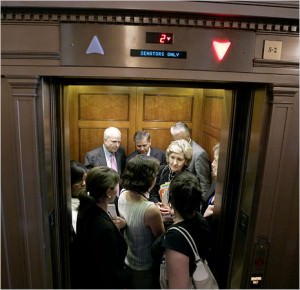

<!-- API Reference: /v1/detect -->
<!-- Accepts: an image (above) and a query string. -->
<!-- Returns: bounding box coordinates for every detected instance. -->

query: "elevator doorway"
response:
[58,82,267,288]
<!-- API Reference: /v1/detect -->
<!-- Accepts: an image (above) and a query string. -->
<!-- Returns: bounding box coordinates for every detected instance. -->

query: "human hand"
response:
[112,216,127,230]
[203,204,214,218]
[156,202,172,216]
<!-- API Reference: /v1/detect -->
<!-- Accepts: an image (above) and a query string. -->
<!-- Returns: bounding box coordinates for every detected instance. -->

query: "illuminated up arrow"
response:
[86,35,104,55]
[212,40,231,61]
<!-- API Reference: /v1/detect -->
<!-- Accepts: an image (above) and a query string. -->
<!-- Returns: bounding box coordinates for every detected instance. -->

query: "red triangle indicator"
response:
[212,40,231,61]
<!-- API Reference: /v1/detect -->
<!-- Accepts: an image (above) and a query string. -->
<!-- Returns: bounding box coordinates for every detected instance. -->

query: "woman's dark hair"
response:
[70,160,87,185]
[121,155,159,193]
[169,171,202,219]
[86,166,120,201]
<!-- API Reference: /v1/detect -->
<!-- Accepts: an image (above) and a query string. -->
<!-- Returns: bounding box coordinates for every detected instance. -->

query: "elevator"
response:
[1,1,299,289]
[59,81,269,289]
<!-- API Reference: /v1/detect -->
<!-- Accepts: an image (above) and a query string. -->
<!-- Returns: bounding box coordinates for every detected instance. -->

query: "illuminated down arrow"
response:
[212,40,231,61]
[86,35,104,55]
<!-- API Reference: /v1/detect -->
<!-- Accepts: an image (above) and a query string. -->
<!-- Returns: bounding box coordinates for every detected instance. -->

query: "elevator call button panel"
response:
[61,24,255,72]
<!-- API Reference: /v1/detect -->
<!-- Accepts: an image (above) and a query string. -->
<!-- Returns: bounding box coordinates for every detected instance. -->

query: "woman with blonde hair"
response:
[149,139,193,207]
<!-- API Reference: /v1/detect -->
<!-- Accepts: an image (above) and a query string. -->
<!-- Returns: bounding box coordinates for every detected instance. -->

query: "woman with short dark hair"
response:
[118,155,165,289]
[74,166,128,289]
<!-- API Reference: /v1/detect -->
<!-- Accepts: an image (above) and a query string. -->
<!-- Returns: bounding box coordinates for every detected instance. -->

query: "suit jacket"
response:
[201,180,215,215]
[188,140,211,198]
[126,147,166,165]
[84,145,126,174]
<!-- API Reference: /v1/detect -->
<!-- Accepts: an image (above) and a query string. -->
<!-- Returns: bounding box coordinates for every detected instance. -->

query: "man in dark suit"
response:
[84,127,126,175]
[127,130,166,165]
[170,122,211,198]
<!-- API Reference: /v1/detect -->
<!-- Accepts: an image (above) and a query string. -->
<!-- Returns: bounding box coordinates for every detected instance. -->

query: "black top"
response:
[73,197,128,289]
[152,212,211,276]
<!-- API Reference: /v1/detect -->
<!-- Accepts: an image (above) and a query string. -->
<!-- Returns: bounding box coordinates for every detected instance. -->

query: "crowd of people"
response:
[70,123,220,289]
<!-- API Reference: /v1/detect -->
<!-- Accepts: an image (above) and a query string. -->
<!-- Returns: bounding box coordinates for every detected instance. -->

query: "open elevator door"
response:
[54,82,267,288]
[60,83,233,287]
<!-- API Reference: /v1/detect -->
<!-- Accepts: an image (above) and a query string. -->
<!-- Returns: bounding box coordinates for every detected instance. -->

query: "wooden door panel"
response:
[80,128,104,162]
[143,94,194,122]
[137,87,201,153]
[145,128,173,152]
[68,85,135,163]
[79,93,130,121]
[203,94,223,129]
[202,89,226,159]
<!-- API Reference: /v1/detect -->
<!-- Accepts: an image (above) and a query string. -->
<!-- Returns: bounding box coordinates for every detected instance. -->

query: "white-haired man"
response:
[84,127,126,175]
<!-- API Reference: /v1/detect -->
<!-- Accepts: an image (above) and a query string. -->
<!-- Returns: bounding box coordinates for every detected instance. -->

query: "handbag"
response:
[160,226,219,289]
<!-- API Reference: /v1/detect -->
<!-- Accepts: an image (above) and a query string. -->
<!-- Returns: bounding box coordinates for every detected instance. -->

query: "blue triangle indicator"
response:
[86,35,104,55]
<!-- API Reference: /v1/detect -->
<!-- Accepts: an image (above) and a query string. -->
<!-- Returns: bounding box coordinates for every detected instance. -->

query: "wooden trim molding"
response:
[6,76,40,97]
[3,76,52,288]
[269,86,298,104]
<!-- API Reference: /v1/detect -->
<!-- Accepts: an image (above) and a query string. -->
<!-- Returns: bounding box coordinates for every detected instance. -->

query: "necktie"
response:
[110,153,118,172]
[110,153,120,196]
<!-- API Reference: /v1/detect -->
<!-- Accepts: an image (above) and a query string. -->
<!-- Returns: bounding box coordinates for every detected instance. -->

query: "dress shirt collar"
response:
[103,144,115,160]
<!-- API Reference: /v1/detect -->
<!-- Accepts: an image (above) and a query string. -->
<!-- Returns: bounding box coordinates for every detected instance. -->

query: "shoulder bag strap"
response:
[168,226,201,261]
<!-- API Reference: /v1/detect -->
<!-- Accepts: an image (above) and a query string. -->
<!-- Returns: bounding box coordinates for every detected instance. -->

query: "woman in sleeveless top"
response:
[118,155,165,289]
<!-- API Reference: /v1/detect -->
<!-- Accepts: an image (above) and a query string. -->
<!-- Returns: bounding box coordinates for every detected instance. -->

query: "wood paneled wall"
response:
[67,86,136,162]
[202,89,225,159]
[67,85,225,163]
